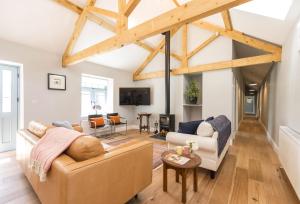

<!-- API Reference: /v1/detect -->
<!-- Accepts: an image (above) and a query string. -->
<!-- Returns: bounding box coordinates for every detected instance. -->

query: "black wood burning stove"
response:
[159,114,175,133]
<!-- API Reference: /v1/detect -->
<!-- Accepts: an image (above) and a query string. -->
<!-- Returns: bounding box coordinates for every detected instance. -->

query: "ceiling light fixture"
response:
[249,90,256,92]
[248,83,257,86]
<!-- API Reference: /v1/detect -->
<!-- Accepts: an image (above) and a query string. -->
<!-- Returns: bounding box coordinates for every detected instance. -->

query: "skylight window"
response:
[235,0,293,20]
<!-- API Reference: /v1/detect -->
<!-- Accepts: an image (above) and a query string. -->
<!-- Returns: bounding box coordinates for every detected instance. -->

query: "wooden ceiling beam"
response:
[133,70,167,81]
[182,24,188,67]
[134,41,181,61]
[123,0,141,16]
[86,12,117,32]
[135,53,280,80]
[63,0,96,59]
[133,27,180,76]
[172,0,181,7]
[63,9,88,58]
[63,0,251,66]
[117,0,128,33]
[192,21,281,55]
[55,0,117,33]
[173,53,280,74]
[187,32,219,59]
[221,10,233,30]
[54,0,82,14]
[87,6,119,19]
[134,40,165,76]
[55,0,171,59]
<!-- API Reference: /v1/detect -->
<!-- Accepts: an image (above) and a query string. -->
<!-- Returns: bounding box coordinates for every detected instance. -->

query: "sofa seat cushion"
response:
[197,121,214,137]
[178,120,203,135]
[166,132,218,153]
[66,136,105,161]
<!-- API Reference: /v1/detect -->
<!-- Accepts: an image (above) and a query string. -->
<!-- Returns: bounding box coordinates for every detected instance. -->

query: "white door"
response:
[0,65,19,152]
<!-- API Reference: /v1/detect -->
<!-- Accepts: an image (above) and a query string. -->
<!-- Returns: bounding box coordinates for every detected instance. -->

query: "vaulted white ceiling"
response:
[0,0,299,71]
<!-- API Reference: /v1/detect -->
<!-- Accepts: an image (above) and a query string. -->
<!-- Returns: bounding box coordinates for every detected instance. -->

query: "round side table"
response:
[161,150,201,203]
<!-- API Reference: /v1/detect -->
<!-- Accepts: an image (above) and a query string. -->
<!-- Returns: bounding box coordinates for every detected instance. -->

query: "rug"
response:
[152,143,167,168]
[100,135,130,145]
[150,134,166,141]
[104,137,167,169]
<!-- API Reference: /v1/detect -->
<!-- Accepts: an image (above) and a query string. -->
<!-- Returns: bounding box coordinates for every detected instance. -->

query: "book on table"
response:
[165,153,190,165]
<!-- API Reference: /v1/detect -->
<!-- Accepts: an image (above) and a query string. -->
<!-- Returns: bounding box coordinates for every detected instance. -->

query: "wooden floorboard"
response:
[0,119,299,204]
[229,168,248,204]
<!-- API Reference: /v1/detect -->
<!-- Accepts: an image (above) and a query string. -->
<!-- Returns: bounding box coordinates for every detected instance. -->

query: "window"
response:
[81,74,113,117]
[235,0,293,21]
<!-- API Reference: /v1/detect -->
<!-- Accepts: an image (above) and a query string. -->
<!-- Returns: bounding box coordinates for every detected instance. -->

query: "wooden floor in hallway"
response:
[0,119,299,204]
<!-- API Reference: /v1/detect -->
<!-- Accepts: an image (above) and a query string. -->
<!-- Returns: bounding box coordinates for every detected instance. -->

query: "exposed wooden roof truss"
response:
[55,0,282,81]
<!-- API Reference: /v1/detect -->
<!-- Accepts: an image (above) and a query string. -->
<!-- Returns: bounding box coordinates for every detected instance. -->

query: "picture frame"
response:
[48,73,66,91]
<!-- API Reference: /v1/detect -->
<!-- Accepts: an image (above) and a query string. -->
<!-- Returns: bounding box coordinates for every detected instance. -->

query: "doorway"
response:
[0,64,19,152]
[245,95,256,115]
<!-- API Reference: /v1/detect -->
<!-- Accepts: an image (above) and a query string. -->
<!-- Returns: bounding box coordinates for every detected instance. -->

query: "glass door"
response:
[0,64,19,152]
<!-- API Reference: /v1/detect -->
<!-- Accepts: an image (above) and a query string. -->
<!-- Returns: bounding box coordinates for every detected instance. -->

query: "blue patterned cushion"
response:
[178,120,203,135]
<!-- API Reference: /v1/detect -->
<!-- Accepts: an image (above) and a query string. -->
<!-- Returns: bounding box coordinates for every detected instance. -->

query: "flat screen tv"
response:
[119,88,150,105]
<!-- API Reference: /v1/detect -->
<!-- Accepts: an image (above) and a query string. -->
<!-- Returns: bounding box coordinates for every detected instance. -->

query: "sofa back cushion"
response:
[110,115,121,124]
[27,121,49,138]
[90,117,105,128]
[52,121,73,129]
[197,121,214,137]
[66,136,105,161]
[178,120,203,135]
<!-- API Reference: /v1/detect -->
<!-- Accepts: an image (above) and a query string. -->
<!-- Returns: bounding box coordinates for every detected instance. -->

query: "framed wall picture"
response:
[48,73,66,91]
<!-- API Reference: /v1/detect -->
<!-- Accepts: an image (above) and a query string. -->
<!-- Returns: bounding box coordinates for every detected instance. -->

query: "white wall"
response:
[232,69,245,129]
[134,75,183,129]
[202,69,234,124]
[260,16,300,145]
[0,39,135,127]
[134,30,235,129]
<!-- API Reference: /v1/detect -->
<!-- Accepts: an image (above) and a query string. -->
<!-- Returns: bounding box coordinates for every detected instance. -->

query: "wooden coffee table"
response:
[161,150,201,203]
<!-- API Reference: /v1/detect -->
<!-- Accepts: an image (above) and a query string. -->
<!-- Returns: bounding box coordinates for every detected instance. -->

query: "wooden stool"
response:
[137,113,151,133]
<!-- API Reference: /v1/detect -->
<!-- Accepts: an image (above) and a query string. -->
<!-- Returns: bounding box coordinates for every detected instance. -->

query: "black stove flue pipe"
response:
[163,31,171,115]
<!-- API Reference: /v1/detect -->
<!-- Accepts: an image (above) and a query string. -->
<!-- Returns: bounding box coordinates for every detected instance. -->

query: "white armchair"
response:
[166,131,231,178]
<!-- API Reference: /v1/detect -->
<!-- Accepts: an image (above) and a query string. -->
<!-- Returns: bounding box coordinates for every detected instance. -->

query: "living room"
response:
[1,0,300,203]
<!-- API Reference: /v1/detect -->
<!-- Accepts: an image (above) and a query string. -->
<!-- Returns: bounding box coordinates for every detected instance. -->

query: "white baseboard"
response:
[259,120,279,155]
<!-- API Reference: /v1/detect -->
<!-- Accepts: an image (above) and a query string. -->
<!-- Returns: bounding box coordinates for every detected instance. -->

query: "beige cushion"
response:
[27,121,49,138]
[197,122,214,137]
[66,136,105,161]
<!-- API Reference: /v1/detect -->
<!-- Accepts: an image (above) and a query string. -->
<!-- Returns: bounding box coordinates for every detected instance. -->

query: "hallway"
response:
[231,118,299,204]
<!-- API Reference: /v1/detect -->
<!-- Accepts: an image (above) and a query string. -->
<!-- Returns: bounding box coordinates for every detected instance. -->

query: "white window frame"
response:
[81,74,113,117]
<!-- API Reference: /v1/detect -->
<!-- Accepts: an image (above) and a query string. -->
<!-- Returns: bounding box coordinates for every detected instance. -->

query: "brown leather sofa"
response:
[16,129,153,204]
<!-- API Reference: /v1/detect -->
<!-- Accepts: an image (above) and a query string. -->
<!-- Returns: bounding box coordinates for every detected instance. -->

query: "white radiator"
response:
[279,126,300,199]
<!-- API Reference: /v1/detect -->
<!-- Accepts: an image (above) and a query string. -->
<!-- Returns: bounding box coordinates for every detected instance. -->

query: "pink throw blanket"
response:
[29,127,84,182]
